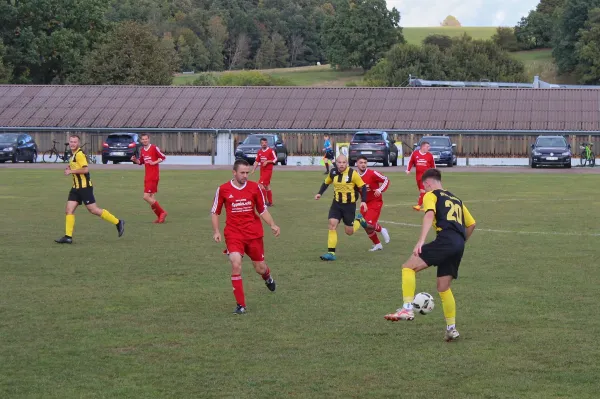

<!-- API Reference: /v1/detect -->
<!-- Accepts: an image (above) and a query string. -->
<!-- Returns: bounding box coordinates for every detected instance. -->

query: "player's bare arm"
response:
[465,223,476,241]
[211,213,222,242]
[259,210,280,237]
[414,211,435,256]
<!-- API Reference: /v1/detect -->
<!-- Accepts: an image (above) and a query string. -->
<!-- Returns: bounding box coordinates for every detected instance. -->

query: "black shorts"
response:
[419,232,465,279]
[325,150,334,160]
[328,201,356,226]
[68,187,96,205]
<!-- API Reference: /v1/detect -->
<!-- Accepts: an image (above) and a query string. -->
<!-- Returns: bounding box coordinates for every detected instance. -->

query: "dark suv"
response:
[414,136,457,167]
[102,133,141,164]
[530,135,571,168]
[234,134,288,165]
[348,130,398,167]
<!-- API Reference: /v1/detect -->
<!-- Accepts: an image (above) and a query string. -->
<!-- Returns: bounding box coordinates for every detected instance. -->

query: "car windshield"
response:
[422,138,450,147]
[536,137,566,147]
[107,135,134,144]
[243,136,274,145]
[0,134,18,143]
[353,134,383,142]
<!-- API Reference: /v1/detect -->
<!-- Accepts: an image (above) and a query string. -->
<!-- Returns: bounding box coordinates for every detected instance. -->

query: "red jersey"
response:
[139,144,166,180]
[256,147,277,173]
[358,168,390,205]
[407,151,435,176]
[211,180,267,239]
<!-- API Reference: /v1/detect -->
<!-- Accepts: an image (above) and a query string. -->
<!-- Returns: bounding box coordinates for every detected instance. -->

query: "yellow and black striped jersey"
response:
[324,167,365,204]
[69,148,92,189]
[422,189,475,239]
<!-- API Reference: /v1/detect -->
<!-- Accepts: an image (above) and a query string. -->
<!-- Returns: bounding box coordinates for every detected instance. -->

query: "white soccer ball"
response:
[413,292,435,315]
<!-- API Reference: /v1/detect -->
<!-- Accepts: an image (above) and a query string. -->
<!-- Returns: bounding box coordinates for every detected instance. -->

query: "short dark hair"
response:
[260,137,268,142]
[421,168,441,182]
[69,134,81,141]
[233,159,249,171]
[420,141,430,146]
[357,155,368,162]
[141,133,149,138]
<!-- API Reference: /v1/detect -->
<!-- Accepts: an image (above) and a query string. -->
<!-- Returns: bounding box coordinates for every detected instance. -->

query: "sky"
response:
[388,0,541,27]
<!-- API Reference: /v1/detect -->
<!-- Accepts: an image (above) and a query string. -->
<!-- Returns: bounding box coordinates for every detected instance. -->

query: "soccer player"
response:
[354,156,391,251]
[251,137,277,206]
[314,155,367,261]
[406,141,436,211]
[131,133,168,223]
[322,134,334,174]
[55,135,124,244]
[211,159,280,315]
[384,169,476,342]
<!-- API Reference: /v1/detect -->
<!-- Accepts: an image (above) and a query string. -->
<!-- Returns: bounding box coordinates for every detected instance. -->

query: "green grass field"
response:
[403,27,498,45]
[2,168,600,398]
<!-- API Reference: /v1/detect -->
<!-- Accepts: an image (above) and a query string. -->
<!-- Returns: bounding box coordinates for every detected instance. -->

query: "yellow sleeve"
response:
[324,174,332,184]
[351,171,365,187]
[422,192,437,213]
[462,204,476,227]
[76,151,88,167]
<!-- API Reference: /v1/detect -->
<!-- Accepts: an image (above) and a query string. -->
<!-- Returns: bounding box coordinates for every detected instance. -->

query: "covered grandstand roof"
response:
[0,85,599,131]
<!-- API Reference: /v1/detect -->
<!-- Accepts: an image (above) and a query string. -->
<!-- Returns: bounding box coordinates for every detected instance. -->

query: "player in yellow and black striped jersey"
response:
[314,155,367,261]
[55,135,125,244]
[384,168,477,342]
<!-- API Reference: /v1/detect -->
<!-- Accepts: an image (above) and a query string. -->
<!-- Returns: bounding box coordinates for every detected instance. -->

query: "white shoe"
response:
[380,227,390,244]
[369,243,383,252]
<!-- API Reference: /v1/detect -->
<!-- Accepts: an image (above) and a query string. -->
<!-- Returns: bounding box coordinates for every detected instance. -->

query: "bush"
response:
[492,27,521,52]
[191,73,218,86]
[189,70,294,86]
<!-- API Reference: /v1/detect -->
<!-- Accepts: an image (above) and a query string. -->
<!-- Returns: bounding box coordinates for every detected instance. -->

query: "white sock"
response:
[403,303,413,310]
[447,324,456,330]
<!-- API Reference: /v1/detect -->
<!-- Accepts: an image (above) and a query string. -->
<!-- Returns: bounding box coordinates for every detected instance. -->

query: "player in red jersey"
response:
[211,159,280,315]
[251,137,277,206]
[354,156,391,251]
[131,133,168,223]
[406,141,436,211]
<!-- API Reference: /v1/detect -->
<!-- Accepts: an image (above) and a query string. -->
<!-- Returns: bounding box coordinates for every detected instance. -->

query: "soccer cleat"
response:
[55,235,73,244]
[233,304,247,315]
[369,243,383,252]
[384,308,415,321]
[320,252,337,261]
[356,213,369,228]
[445,327,460,342]
[265,277,276,292]
[380,227,390,244]
[116,220,125,237]
[158,212,168,223]
[412,205,421,211]
[153,218,160,224]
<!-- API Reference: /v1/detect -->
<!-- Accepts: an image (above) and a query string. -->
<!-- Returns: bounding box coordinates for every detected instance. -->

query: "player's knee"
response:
[344,226,354,235]
[252,261,267,274]
[436,278,452,292]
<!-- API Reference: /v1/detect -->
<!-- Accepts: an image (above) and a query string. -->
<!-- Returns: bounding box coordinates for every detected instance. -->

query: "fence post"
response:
[211,130,217,165]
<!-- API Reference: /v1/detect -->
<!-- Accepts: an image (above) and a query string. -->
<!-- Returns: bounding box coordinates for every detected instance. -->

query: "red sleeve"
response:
[270,149,277,162]
[138,150,145,165]
[211,186,224,215]
[407,152,416,171]
[429,154,436,168]
[373,170,390,192]
[155,146,166,160]
[255,185,267,214]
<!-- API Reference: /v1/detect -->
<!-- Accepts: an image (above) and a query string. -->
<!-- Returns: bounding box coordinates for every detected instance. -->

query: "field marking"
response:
[385,198,583,207]
[379,220,600,237]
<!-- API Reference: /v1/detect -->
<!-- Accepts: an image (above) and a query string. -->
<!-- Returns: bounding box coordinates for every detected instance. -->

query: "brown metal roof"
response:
[1,85,600,131]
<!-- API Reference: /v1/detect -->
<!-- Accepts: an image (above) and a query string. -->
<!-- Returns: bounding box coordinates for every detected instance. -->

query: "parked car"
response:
[102,133,141,164]
[234,134,288,165]
[530,135,571,168]
[348,130,398,167]
[0,133,38,163]
[414,136,457,167]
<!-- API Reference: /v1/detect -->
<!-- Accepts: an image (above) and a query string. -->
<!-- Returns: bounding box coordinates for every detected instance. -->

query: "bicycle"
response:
[579,142,596,167]
[42,141,96,164]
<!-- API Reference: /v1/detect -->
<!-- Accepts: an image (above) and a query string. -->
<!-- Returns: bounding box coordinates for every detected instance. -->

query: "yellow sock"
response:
[439,288,456,327]
[100,209,119,225]
[327,229,337,253]
[402,268,416,304]
[353,220,361,232]
[65,215,75,237]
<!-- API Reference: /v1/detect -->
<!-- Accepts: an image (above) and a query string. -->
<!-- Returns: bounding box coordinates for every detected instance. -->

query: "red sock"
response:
[374,223,382,232]
[151,201,165,216]
[261,266,271,281]
[368,231,381,245]
[418,192,425,206]
[267,190,273,204]
[231,274,246,307]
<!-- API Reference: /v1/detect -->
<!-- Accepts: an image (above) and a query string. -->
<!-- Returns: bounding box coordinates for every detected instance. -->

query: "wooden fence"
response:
[23,131,600,158]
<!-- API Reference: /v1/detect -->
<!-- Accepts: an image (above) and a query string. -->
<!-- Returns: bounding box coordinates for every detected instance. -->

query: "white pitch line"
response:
[385,198,583,207]
[379,220,600,237]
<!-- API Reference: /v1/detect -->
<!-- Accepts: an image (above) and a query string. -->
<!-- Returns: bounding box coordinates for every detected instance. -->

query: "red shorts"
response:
[259,170,272,186]
[225,236,265,262]
[144,179,159,194]
[363,203,382,225]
